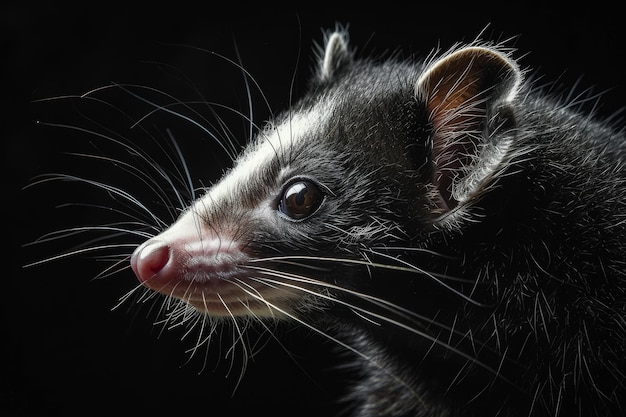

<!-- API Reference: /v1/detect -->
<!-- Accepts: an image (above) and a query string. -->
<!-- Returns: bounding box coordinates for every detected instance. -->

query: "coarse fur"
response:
[27,26,626,416]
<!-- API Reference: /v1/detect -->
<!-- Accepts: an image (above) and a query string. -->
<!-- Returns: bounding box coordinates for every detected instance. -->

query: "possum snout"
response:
[130,209,255,315]
[130,208,300,318]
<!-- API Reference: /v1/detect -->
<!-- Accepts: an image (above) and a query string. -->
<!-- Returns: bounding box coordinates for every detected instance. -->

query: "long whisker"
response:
[181,307,211,371]
[249,254,487,306]
[25,173,165,228]
[105,82,239,161]
[166,128,196,202]
[227,279,430,409]
[112,281,152,311]
[158,44,279,124]
[365,249,485,305]
[23,244,139,268]
[24,225,154,246]
[34,94,200,212]
[368,245,460,260]
[244,267,511,384]
[246,264,427,323]
[216,293,249,391]
[59,150,188,216]
[91,256,133,280]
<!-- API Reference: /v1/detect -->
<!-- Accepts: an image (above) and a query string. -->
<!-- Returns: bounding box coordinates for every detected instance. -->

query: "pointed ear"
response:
[317,28,353,82]
[415,46,522,210]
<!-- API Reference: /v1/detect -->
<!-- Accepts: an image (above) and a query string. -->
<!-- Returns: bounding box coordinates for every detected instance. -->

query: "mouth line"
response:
[185,294,289,317]
[164,282,300,318]
[168,280,264,303]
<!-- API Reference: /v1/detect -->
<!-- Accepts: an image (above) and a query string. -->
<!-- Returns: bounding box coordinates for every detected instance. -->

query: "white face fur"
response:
[131,96,341,319]
[206,98,336,209]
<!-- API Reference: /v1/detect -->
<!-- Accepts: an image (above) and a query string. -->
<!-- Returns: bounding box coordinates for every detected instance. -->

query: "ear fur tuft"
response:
[416,45,522,210]
[316,25,353,82]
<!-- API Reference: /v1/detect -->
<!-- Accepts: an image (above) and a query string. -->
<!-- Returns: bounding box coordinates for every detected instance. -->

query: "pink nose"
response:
[127,206,252,308]
[127,209,274,317]
[130,239,171,286]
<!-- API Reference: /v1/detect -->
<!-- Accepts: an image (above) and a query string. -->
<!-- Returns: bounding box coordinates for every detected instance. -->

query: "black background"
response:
[3,3,625,417]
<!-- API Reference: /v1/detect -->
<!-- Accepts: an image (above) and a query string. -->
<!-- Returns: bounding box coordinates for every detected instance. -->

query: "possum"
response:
[36,27,626,416]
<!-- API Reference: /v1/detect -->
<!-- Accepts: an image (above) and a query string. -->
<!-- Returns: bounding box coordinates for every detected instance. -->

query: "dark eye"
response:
[278,180,324,221]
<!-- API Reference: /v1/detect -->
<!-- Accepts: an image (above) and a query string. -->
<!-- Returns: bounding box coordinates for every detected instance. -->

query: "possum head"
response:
[130,29,521,321]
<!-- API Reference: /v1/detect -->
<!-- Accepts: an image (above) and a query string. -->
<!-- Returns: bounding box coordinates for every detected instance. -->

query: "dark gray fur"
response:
[127,28,626,416]
[225,28,625,416]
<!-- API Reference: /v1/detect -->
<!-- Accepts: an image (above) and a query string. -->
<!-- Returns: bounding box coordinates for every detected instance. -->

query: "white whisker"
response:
[109,82,239,161]
[229,279,429,408]
[23,244,138,268]
[217,293,249,391]
[244,268,508,383]
[365,249,485,305]
[250,254,484,305]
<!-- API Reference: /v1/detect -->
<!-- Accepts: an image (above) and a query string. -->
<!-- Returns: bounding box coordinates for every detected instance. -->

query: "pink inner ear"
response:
[428,71,490,210]
[416,47,518,211]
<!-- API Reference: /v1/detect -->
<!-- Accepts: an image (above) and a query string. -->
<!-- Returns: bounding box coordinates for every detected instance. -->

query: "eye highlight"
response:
[278,179,324,221]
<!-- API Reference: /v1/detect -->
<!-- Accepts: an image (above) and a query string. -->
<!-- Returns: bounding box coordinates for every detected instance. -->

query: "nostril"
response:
[130,240,171,283]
